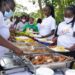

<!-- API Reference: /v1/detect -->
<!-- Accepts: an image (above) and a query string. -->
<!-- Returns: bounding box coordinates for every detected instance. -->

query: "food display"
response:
[12,41,49,53]
[49,46,69,52]
[36,38,53,44]
[32,48,49,53]
[10,31,73,70]
[26,54,72,65]
[15,36,34,43]
[15,31,35,37]
[23,47,49,54]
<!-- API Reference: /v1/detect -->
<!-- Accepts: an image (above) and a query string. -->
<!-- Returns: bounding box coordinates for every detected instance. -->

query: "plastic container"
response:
[65,69,75,75]
[36,67,54,75]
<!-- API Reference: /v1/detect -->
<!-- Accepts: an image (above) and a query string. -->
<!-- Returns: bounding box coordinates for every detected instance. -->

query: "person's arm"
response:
[41,30,55,38]
[73,32,75,37]
[66,44,75,51]
[16,23,19,31]
[67,31,75,51]
[0,35,23,55]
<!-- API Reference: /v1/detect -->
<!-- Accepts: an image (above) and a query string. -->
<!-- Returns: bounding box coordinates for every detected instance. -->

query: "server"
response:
[0,0,23,58]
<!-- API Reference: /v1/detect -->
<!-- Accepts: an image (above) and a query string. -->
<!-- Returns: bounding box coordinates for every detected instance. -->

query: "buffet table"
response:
[3,34,74,75]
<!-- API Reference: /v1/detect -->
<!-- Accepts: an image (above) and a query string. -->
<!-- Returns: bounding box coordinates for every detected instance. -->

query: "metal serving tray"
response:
[24,53,74,69]
[12,41,52,54]
[0,53,35,75]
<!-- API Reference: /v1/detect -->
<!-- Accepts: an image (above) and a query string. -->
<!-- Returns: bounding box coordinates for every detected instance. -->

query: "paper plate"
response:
[50,47,69,52]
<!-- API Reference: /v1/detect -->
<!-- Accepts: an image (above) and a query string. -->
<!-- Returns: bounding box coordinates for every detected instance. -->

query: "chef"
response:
[0,0,23,58]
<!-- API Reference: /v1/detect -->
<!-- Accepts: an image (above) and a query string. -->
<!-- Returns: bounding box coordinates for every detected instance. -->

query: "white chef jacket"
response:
[57,21,75,48]
[39,16,56,39]
[0,11,10,58]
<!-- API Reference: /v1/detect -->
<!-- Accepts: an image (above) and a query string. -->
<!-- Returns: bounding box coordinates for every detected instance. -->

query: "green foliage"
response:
[15,0,75,24]
[30,0,75,24]
[14,12,28,17]
[14,3,28,17]
[52,0,75,24]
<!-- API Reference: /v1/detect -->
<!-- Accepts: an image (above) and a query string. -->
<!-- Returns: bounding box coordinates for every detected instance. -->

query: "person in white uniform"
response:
[38,5,56,39]
[57,5,75,51]
[0,0,23,58]
[52,5,75,51]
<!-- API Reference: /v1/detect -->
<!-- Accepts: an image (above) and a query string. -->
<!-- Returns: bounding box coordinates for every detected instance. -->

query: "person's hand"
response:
[51,37,57,43]
[65,48,70,50]
[66,47,75,51]
[14,49,24,56]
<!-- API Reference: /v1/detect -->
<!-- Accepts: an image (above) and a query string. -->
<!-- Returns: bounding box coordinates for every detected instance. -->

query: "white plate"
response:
[65,69,75,75]
[50,47,69,52]
[15,36,29,40]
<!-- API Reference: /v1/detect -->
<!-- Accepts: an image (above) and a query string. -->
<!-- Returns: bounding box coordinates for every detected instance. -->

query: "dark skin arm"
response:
[0,35,23,56]
[66,44,75,51]
[41,30,55,38]
[73,32,75,37]
[67,32,75,51]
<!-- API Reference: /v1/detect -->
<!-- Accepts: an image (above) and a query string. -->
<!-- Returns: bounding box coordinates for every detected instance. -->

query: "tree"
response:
[38,0,44,18]
[29,0,75,23]
[43,0,75,23]
[15,4,27,12]
[52,0,75,23]
[14,3,28,16]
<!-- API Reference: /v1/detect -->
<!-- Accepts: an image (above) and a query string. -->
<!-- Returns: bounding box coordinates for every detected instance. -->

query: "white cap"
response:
[65,69,75,75]
[36,67,54,75]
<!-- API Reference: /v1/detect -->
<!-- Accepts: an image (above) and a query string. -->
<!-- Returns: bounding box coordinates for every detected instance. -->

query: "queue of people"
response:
[0,0,75,75]
[0,0,75,60]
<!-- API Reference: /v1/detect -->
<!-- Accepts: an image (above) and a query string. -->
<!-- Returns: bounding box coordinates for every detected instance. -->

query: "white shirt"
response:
[39,16,56,39]
[5,19,14,28]
[57,21,75,48]
[16,22,24,31]
[0,11,10,58]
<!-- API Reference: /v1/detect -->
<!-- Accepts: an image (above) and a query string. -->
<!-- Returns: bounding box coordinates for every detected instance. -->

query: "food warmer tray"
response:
[0,53,35,75]
[24,53,74,69]
[12,41,53,54]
